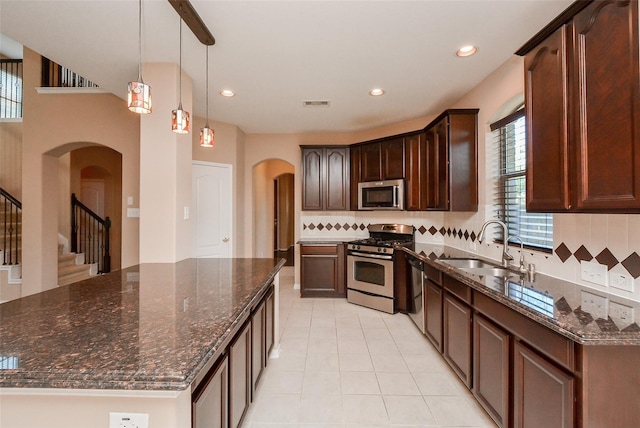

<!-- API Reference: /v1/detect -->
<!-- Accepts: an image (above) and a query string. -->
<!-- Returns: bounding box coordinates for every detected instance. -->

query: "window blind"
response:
[0,59,23,119]
[491,109,553,251]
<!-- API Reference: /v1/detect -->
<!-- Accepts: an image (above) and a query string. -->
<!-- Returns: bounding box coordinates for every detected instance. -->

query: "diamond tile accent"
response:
[317,224,324,231]
[334,223,341,230]
[352,224,358,230]
[303,224,308,230]
[595,248,618,270]
[574,307,595,325]
[470,231,476,242]
[452,228,457,236]
[439,227,446,235]
[555,243,572,263]
[464,231,469,240]
[573,245,593,263]
[309,224,316,230]
[343,223,350,230]
[447,228,452,236]
[418,226,427,235]
[326,223,333,230]
[429,226,438,235]
[622,252,640,279]
[595,318,619,332]
[359,224,366,231]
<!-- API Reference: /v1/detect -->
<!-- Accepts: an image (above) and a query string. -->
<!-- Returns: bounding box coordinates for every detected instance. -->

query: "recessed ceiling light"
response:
[220,89,235,97]
[456,45,477,57]
[369,88,385,96]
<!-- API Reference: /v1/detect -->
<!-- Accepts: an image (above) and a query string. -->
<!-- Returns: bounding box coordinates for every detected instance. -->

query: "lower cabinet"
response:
[193,282,275,428]
[473,315,510,427]
[300,243,346,297]
[442,292,472,387]
[424,278,443,352]
[229,321,251,428]
[193,356,229,428]
[513,341,574,428]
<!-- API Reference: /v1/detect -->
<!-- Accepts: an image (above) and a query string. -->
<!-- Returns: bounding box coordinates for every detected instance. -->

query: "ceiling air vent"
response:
[303,100,330,107]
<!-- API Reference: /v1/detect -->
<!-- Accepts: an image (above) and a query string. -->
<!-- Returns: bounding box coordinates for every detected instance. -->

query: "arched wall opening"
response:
[252,159,295,259]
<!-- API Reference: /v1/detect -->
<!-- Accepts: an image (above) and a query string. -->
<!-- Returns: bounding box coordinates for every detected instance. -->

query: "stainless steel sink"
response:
[440,258,517,278]
[439,258,501,269]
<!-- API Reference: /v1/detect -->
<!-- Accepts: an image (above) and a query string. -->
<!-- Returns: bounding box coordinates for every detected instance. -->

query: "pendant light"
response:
[172,17,190,134]
[127,0,152,114]
[200,45,214,147]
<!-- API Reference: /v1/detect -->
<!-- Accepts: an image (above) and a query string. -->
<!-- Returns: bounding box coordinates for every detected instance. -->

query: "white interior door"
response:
[192,162,233,258]
[80,179,105,217]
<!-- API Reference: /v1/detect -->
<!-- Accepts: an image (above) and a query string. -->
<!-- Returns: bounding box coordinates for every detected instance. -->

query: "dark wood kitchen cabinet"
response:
[350,145,361,210]
[193,356,229,428]
[300,243,346,298]
[423,263,443,352]
[229,321,251,428]
[513,340,574,428]
[251,299,266,399]
[473,315,510,428]
[301,146,350,211]
[357,137,405,182]
[404,132,426,211]
[520,0,640,212]
[443,292,473,387]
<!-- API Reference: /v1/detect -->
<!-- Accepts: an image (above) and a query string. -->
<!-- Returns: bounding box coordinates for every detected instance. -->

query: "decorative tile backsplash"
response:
[301,210,640,302]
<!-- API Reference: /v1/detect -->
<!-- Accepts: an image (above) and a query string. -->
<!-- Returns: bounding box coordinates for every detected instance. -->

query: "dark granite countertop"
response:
[0,258,285,390]
[405,244,640,345]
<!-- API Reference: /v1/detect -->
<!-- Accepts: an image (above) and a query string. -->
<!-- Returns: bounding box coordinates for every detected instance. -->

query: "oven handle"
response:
[348,251,394,261]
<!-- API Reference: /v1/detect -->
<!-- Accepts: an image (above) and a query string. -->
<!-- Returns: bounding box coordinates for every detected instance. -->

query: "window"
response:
[491,108,553,251]
[0,59,23,119]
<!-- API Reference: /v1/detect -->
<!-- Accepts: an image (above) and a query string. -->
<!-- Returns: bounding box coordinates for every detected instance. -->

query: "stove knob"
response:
[357,245,361,250]
[377,248,382,253]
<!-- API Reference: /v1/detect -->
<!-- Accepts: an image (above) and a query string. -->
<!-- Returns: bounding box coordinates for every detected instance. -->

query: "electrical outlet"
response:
[610,272,634,292]
[580,261,608,286]
[580,291,608,319]
[109,412,149,428]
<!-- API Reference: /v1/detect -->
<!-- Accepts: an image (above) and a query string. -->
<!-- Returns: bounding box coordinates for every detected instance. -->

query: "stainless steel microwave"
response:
[358,179,405,210]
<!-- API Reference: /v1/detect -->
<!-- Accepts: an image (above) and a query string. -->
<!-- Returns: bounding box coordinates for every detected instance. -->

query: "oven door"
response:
[347,253,394,298]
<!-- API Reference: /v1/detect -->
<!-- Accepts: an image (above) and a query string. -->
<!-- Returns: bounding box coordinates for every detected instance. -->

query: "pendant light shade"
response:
[128,0,152,114]
[200,45,215,147]
[172,18,190,134]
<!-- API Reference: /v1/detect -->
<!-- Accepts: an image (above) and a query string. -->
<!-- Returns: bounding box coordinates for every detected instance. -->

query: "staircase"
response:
[58,244,98,286]
[0,189,22,303]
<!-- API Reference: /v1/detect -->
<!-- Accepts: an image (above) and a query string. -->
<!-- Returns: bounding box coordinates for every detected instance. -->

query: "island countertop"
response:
[0,258,285,391]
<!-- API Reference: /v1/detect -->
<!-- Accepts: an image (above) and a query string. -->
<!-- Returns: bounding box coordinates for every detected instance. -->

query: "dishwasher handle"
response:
[407,257,423,270]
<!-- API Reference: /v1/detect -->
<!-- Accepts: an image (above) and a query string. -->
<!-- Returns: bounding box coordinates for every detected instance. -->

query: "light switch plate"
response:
[127,208,140,218]
[109,412,148,428]
[581,261,608,286]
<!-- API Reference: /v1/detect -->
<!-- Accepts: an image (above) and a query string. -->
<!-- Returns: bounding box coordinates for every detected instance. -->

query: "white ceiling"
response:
[0,0,573,134]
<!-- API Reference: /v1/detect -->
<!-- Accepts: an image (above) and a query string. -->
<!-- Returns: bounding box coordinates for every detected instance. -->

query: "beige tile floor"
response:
[243,267,497,427]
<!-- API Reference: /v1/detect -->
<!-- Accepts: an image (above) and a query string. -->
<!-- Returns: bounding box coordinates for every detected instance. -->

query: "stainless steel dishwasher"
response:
[407,255,425,333]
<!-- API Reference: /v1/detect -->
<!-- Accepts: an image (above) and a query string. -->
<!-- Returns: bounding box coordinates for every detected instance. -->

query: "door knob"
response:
[222,237,229,242]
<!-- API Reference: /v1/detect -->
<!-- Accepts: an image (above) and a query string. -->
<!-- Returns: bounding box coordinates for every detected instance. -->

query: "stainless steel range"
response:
[346,224,415,314]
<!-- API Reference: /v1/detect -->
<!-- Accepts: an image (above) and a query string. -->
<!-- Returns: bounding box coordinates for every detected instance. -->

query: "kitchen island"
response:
[0,257,285,428]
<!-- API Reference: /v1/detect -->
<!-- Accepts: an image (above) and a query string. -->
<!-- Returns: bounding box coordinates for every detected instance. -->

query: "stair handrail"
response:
[0,187,22,266]
[71,193,111,273]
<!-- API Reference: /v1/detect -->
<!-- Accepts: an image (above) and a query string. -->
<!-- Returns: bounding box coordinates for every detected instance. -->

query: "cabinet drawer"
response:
[443,274,472,304]
[475,292,575,371]
[424,263,442,285]
[300,244,339,256]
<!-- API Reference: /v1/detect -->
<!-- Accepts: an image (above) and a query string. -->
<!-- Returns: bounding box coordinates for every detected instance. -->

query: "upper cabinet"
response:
[519,0,640,212]
[404,132,426,211]
[301,146,350,211]
[359,137,405,182]
[424,110,479,212]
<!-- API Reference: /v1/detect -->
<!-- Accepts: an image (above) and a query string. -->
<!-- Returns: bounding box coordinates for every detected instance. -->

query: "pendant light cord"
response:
[178,17,183,107]
[137,0,143,81]
[205,45,210,127]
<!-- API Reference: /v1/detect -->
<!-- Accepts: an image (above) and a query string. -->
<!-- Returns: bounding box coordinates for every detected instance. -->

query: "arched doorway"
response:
[252,159,294,263]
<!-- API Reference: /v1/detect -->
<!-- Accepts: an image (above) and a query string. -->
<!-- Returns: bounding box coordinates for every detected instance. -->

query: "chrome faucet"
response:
[478,220,514,268]
[508,235,528,274]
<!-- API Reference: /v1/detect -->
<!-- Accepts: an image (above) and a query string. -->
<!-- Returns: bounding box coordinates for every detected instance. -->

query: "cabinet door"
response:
[265,286,274,360]
[300,244,346,297]
[443,293,472,387]
[513,341,574,428]
[325,147,349,210]
[448,112,478,211]
[301,148,324,210]
[229,321,251,428]
[424,279,443,352]
[473,315,510,428]
[425,121,449,210]
[251,300,266,399]
[573,0,640,210]
[382,137,405,180]
[525,25,571,211]
[193,356,229,428]
[350,146,361,210]
[405,133,426,211]
[361,142,382,182]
